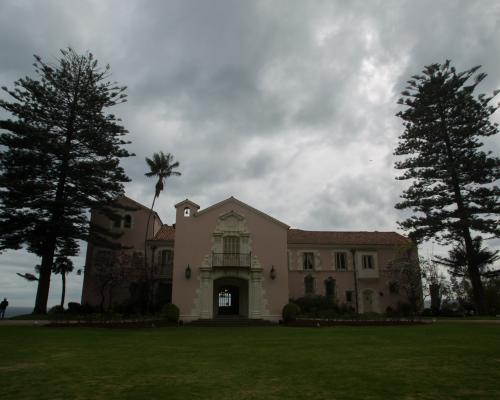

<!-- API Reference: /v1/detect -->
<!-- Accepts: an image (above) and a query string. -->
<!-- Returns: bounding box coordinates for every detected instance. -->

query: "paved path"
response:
[434,318,500,324]
[1,318,499,327]
[0,320,50,326]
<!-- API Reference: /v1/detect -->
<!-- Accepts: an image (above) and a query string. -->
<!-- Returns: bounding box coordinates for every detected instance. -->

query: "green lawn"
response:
[1,324,499,400]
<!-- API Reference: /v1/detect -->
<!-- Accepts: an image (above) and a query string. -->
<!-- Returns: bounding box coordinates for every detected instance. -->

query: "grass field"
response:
[1,323,499,400]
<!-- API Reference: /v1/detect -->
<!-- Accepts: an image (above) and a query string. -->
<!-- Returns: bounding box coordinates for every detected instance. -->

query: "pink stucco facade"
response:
[82,196,419,321]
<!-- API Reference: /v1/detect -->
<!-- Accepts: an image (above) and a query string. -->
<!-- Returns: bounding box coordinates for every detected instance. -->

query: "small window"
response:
[303,252,314,270]
[305,275,315,295]
[362,255,374,269]
[184,207,190,217]
[123,214,132,228]
[325,277,336,298]
[336,252,347,270]
[346,290,354,303]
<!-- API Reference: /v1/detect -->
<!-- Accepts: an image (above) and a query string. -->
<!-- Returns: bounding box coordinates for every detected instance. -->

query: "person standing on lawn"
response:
[0,298,8,319]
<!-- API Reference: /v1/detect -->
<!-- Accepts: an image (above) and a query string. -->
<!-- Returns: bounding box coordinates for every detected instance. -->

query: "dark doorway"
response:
[217,286,240,315]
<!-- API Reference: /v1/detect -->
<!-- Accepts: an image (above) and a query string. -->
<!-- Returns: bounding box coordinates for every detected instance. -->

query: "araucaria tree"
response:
[394,61,500,314]
[0,48,132,313]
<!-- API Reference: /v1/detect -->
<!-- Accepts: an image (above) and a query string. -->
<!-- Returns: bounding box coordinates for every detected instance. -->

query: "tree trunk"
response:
[60,272,66,308]
[463,232,487,314]
[439,107,487,314]
[33,66,82,314]
[430,283,441,314]
[144,194,157,313]
[34,243,56,314]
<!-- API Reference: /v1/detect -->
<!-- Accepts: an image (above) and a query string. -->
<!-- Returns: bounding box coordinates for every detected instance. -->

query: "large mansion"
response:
[81,196,418,322]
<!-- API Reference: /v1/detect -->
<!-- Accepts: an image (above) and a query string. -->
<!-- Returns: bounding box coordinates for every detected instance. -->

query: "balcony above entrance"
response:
[212,252,251,268]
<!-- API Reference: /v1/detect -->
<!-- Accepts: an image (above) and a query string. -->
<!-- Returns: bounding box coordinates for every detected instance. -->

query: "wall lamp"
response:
[270,265,276,280]
[185,264,191,279]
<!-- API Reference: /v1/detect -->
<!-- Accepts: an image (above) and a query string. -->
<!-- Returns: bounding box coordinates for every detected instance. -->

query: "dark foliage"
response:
[291,295,336,313]
[48,305,65,315]
[282,303,301,323]
[434,236,500,277]
[0,48,132,313]
[160,303,180,322]
[67,302,82,314]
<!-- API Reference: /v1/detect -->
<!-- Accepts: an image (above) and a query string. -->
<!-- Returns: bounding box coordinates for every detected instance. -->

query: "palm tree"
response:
[144,152,181,308]
[20,256,74,308]
[52,256,74,307]
[434,236,500,278]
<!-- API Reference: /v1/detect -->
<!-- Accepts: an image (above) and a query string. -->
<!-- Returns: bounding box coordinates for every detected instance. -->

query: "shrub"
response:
[397,302,413,317]
[292,295,336,313]
[421,308,434,317]
[80,303,97,315]
[282,303,301,323]
[48,305,65,315]
[67,302,82,314]
[161,303,180,322]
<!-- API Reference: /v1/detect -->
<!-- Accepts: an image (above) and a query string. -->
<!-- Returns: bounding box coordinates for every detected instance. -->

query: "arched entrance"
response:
[213,278,248,318]
[217,286,239,315]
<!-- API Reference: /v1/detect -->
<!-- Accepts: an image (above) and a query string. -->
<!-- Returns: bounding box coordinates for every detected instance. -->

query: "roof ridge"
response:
[289,228,402,234]
[196,196,289,228]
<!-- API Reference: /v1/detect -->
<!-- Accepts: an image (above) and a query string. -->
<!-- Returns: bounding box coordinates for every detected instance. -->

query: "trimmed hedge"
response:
[282,303,301,323]
[161,304,180,322]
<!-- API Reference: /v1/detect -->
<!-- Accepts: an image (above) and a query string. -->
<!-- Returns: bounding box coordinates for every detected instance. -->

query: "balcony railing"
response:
[212,252,251,268]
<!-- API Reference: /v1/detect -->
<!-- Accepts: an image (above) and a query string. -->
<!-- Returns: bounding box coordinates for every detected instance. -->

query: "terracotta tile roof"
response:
[287,229,411,246]
[152,225,175,241]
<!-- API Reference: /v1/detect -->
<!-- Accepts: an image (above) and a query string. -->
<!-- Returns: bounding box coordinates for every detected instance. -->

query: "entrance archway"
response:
[217,286,239,315]
[213,277,248,317]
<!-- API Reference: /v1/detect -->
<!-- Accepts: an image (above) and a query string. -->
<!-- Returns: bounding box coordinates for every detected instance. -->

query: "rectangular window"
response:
[123,214,132,228]
[223,236,240,253]
[223,236,240,266]
[159,249,173,275]
[346,290,354,303]
[362,255,374,269]
[336,252,347,270]
[305,275,315,295]
[325,278,336,298]
[303,252,314,270]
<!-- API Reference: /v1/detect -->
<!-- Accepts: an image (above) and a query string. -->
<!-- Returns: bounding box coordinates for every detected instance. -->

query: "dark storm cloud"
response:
[1,0,500,304]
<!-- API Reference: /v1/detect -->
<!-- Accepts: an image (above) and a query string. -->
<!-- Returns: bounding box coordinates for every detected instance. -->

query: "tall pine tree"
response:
[395,61,500,314]
[0,48,132,313]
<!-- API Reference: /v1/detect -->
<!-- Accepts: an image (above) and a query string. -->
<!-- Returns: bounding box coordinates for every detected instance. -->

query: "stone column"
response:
[199,268,213,319]
[249,269,263,319]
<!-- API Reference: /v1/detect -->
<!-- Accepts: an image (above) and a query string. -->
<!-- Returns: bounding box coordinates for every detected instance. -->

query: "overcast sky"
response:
[1,0,499,307]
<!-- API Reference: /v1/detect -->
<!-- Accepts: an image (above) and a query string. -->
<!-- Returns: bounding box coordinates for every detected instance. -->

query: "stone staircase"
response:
[187,315,277,327]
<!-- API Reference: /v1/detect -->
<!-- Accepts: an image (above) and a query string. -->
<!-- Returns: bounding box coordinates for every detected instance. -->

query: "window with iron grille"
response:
[304,275,315,295]
[325,277,336,298]
[223,236,240,253]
